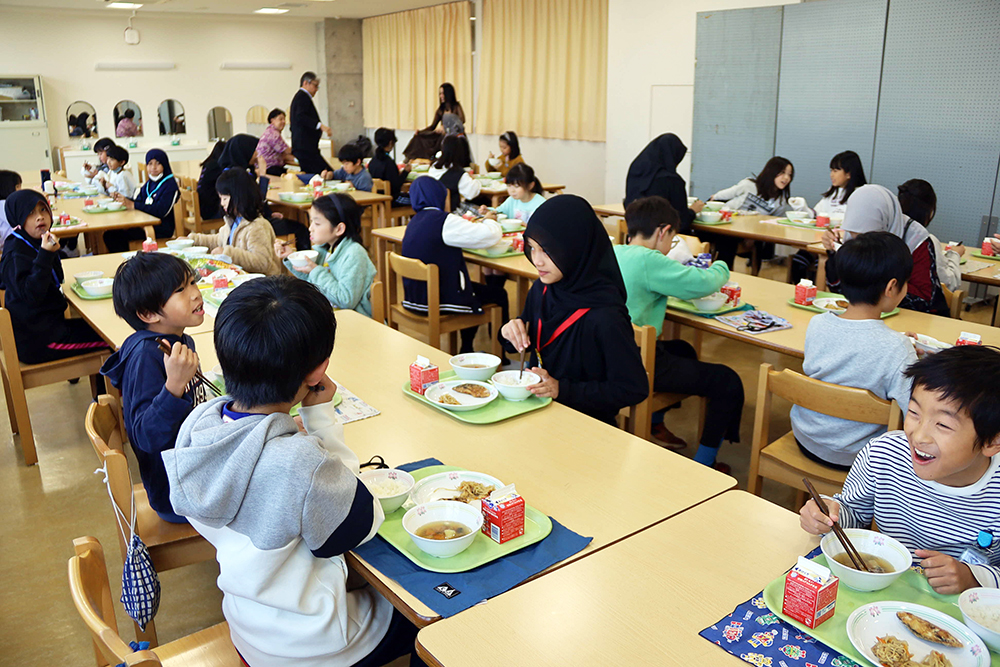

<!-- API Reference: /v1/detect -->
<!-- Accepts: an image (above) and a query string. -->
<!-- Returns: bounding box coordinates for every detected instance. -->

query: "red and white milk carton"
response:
[782,557,839,629]
[213,275,229,290]
[983,238,995,256]
[721,281,741,307]
[142,237,158,253]
[816,214,831,228]
[957,332,982,346]
[481,484,525,544]
[409,355,439,395]
[794,279,818,306]
[310,174,324,200]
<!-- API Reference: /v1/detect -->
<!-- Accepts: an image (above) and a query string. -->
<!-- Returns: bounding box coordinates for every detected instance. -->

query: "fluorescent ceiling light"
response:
[95,61,174,70]
[106,2,143,8]
[220,61,292,70]
[254,7,289,13]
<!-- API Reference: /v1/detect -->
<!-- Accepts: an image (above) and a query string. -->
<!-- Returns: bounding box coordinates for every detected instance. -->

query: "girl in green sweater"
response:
[274,194,377,317]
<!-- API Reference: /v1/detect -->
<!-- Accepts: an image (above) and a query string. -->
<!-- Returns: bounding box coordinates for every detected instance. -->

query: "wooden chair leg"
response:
[89,373,100,400]
[490,306,503,358]
[10,386,36,465]
[135,617,159,648]
[448,331,459,355]
[1,369,18,434]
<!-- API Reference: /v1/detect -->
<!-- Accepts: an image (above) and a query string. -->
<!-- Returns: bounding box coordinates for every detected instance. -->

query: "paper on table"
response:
[332,383,379,424]
[962,259,991,273]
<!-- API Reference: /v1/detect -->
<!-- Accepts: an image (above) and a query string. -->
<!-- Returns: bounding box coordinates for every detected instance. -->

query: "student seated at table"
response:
[791,231,917,469]
[801,345,1000,594]
[402,177,507,353]
[480,163,546,224]
[500,195,648,426]
[368,127,411,207]
[97,144,138,198]
[101,253,206,523]
[104,149,181,252]
[0,169,22,247]
[256,108,296,176]
[184,168,281,276]
[197,140,226,220]
[483,131,525,177]
[613,196,743,470]
[0,191,109,363]
[275,193,376,316]
[898,178,963,293]
[428,134,480,212]
[624,133,703,234]
[81,137,116,185]
[330,143,373,192]
[163,276,423,667]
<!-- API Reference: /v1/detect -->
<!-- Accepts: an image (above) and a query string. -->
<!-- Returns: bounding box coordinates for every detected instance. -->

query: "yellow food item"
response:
[448,481,496,503]
[438,394,461,405]
[897,611,962,648]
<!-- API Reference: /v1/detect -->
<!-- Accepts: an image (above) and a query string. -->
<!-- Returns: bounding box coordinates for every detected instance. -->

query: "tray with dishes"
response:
[971,251,1000,262]
[82,202,127,214]
[666,295,745,316]
[788,291,900,318]
[52,216,85,228]
[464,246,524,258]
[69,280,114,300]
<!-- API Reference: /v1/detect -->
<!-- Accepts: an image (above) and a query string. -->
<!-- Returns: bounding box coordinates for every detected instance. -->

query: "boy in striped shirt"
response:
[801,345,1000,594]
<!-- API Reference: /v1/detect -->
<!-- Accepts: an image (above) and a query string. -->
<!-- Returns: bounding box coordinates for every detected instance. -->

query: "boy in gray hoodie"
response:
[163,276,420,667]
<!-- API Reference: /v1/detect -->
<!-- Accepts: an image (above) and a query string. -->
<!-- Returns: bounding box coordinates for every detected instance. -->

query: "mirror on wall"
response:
[207,106,233,141]
[66,101,97,138]
[246,105,269,136]
[158,98,186,135]
[113,100,143,137]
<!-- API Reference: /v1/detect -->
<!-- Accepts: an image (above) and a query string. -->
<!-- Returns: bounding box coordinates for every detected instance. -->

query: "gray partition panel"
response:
[871,0,1000,246]
[774,0,887,206]
[691,6,783,200]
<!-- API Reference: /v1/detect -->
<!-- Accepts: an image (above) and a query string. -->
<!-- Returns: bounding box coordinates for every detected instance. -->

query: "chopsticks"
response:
[518,348,526,382]
[157,339,223,397]
[802,477,871,573]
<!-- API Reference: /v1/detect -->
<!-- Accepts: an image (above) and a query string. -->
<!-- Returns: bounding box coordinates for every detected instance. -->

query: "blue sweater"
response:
[101,329,203,522]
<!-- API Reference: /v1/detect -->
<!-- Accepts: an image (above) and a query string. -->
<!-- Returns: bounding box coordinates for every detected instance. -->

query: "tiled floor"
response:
[2,260,993,664]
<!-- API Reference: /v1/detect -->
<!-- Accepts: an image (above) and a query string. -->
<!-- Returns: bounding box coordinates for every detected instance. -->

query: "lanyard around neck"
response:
[536,286,590,352]
[142,173,174,202]
[12,230,60,285]
[228,216,244,247]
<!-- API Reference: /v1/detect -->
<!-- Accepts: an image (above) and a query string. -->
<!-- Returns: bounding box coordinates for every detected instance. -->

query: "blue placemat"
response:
[699,547,862,666]
[352,458,592,618]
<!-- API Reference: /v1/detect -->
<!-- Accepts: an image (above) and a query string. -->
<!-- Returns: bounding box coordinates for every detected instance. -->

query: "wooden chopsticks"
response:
[157,339,223,397]
[802,477,871,573]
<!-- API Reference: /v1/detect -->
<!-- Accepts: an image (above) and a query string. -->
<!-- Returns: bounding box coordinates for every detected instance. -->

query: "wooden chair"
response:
[943,286,965,320]
[68,536,239,667]
[748,363,902,505]
[385,252,502,356]
[678,234,708,255]
[0,306,108,466]
[371,280,385,324]
[85,395,216,646]
[136,162,147,185]
[176,177,223,235]
[372,178,416,227]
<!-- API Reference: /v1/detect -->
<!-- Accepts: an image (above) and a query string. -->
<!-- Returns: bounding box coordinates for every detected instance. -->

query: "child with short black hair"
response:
[802,345,1000,593]
[792,231,917,468]
[98,144,137,198]
[480,163,546,223]
[163,276,420,667]
[368,127,411,207]
[81,137,116,184]
[101,253,206,523]
[429,134,480,211]
[332,143,373,192]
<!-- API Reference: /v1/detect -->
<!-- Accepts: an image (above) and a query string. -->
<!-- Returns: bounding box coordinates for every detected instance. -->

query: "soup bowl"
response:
[698,211,723,223]
[449,353,501,381]
[491,370,541,402]
[820,528,911,591]
[166,238,194,250]
[403,500,483,558]
[703,201,725,212]
[691,292,728,312]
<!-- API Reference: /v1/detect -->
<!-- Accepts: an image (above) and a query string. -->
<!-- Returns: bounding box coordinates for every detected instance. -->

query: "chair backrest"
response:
[136,162,147,185]
[371,279,385,324]
[85,395,132,559]
[371,178,390,198]
[601,217,627,245]
[385,251,441,335]
[172,190,187,238]
[943,286,965,320]
[0,306,21,380]
[623,324,656,437]
[678,234,707,255]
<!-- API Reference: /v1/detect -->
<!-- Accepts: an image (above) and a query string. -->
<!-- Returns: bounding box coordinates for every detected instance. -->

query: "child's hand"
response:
[690,199,706,213]
[991,235,1000,253]
[163,342,199,398]
[821,228,842,251]
[274,239,293,259]
[478,204,489,216]
[40,231,60,253]
[916,550,979,594]
[528,367,559,399]
[501,318,530,352]
[799,498,839,535]
[293,415,306,433]
[951,242,966,257]
[301,373,338,407]
[210,246,224,255]
[298,258,318,273]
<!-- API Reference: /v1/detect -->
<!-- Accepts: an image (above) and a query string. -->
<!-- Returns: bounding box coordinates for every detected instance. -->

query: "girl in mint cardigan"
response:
[274,194,376,316]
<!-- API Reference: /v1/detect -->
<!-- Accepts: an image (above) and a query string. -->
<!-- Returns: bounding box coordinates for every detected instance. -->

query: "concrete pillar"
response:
[323,18,363,153]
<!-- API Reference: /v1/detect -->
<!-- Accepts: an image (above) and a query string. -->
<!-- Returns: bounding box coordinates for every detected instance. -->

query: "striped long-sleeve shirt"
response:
[833,430,1000,587]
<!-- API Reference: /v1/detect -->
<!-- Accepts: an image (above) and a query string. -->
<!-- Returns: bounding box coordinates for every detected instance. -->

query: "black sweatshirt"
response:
[0,233,68,359]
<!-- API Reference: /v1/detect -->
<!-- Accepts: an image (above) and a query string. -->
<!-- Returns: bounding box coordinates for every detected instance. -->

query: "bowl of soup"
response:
[403,500,483,558]
[820,528,911,591]
[703,201,725,212]
[491,370,541,401]
[449,352,501,381]
[786,210,814,222]
[698,210,723,223]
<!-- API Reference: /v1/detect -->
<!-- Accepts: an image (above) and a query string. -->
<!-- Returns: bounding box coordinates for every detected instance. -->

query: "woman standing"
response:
[624,133,704,234]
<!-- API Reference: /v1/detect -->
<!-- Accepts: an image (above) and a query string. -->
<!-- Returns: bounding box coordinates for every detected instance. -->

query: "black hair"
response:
[823,150,867,203]
[311,194,364,248]
[123,108,135,119]
[267,108,285,123]
[434,134,472,170]
[624,196,680,239]
[216,168,263,221]
[437,82,458,114]
[898,179,937,226]
[106,145,130,165]
[93,137,116,154]
[374,127,397,152]
[752,156,794,201]
[505,163,543,195]
[201,140,226,167]
[904,345,1000,449]
[215,275,336,406]
[0,170,22,200]
[300,71,318,86]
[112,252,198,331]
[836,231,913,306]
[337,143,364,165]
[499,131,521,159]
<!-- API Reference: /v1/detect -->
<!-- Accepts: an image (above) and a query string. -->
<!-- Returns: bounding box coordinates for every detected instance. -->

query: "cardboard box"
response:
[409,355,439,395]
[957,332,982,346]
[481,484,525,544]
[782,557,838,629]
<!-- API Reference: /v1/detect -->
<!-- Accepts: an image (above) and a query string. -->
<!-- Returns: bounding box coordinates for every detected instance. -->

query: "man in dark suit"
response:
[290,71,333,175]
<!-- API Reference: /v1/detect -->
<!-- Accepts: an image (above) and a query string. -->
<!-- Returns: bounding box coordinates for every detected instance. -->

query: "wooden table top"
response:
[371,226,538,279]
[415,491,819,666]
[48,196,160,238]
[187,310,736,623]
[265,176,392,209]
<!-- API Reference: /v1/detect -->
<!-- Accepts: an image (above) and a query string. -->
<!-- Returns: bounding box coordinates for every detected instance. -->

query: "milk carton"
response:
[956,332,982,346]
[141,237,158,253]
[409,355,439,395]
[782,557,838,628]
[481,484,525,544]
[983,238,995,256]
[794,279,817,306]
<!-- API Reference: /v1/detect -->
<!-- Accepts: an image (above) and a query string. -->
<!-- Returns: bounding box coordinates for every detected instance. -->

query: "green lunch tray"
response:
[464,247,524,259]
[787,292,899,318]
[971,251,1000,262]
[762,554,1000,667]
[402,370,551,424]
[774,218,825,230]
[210,375,341,413]
[667,296,747,317]
[69,281,112,300]
[82,206,126,214]
[376,464,553,573]
[692,218,733,227]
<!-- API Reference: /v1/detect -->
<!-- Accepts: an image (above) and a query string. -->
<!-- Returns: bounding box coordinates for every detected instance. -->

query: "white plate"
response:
[846,601,989,667]
[423,379,498,412]
[813,296,849,313]
[409,470,505,505]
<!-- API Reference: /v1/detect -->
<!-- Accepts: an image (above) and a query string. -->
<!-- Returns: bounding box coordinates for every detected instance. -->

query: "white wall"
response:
[0,7,321,159]
[605,0,800,204]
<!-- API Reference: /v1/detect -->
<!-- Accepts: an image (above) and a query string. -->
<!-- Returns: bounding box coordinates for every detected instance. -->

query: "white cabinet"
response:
[0,75,50,175]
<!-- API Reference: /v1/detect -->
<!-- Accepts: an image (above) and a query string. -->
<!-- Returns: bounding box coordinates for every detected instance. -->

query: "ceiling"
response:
[0,0,455,19]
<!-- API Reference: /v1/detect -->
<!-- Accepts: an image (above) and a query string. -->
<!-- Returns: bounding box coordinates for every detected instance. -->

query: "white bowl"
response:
[691,292,728,312]
[959,587,1000,653]
[500,220,524,233]
[485,239,513,256]
[449,353,501,381]
[698,210,723,223]
[402,500,483,559]
[486,171,502,179]
[330,183,351,193]
[491,370,541,402]
[288,250,319,268]
[233,273,265,286]
[359,468,415,515]
[103,202,126,211]
[703,201,725,212]
[786,210,814,221]
[182,246,208,257]
[912,333,951,357]
[281,192,312,203]
[820,529,911,591]
[74,270,103,286]
[166,238,194,250]
[412,164,430,173]
[81,278,114,297]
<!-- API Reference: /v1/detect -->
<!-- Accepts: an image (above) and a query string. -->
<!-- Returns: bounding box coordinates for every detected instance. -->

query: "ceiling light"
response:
[255,7,289,13]
[106,2,143,8]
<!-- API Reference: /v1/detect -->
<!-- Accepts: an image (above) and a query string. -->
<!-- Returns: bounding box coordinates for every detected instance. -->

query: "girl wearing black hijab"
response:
[0,191,108,363]
[500,195,648,425]
[624,133,704,233]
